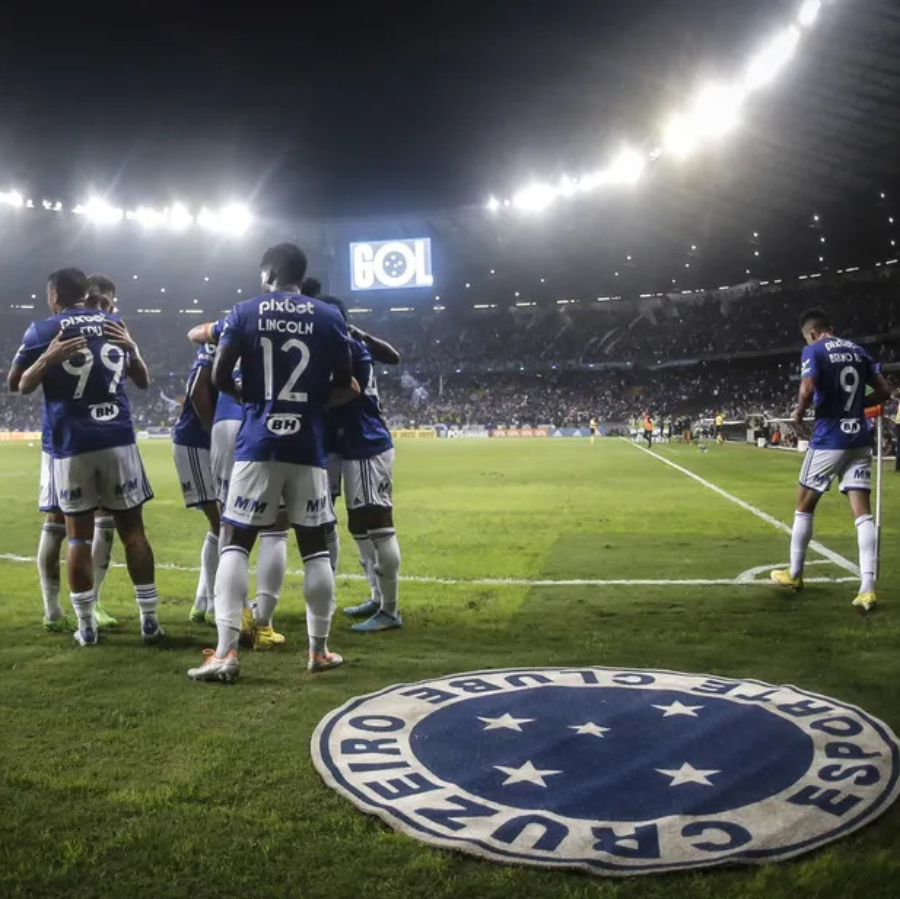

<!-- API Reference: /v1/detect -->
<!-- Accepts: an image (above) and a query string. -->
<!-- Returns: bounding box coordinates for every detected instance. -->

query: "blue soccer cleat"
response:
[343,598,379,619]
[351,610,403,633]
[74,627,98,647]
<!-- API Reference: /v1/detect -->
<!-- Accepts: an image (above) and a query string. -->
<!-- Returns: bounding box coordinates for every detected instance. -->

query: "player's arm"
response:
[791,377,815,428]
[349,326,401,365]
[18,331,88,395]
[7,361,23,392]
[189,365,216,431]
[105,320,150,389]
[211,342,241,400]
[328,344,361,408]
[864,373,891,408]
[188,322,217,345]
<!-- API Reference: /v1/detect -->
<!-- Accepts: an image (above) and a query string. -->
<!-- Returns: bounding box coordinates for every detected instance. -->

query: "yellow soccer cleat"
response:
[852,592,878,613]
[239,607,254,647]
[770,569,804,591]
[252,625,286,651]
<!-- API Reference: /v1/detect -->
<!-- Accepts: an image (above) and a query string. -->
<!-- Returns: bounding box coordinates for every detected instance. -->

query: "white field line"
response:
[622,439,860,576]
[0,553,858,587]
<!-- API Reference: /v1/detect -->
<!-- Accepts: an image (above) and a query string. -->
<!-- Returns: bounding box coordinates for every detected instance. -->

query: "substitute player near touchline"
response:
[771,308,890,612]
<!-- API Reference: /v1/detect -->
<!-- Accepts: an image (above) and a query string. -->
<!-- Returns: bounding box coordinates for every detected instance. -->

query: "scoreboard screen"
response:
[350,238,434,291]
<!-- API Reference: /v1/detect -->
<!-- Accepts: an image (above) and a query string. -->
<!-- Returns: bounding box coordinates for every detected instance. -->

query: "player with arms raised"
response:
[188,243,358,682]
[771,308,890,611]
[9,268,161,646]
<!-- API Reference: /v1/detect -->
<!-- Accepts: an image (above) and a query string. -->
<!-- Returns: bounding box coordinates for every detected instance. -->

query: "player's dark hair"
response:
[799,308,831,331]
[320,295,348,322]
[47,268,88,307]
[86,273,116,300]
[302,276,322,298]
[260,243,308,288]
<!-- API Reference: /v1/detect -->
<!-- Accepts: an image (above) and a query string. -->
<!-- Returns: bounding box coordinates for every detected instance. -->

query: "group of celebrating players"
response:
[6,246,892,684]
[8,243,403,682]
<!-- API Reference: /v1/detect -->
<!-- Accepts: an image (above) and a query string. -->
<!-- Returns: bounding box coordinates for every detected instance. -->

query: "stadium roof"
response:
[2,1,900,300]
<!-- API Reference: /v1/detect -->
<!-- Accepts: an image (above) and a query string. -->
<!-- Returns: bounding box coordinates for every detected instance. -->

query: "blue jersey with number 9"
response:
[219,292,350,467]
[14,308,136,458]
[800,336,880,450]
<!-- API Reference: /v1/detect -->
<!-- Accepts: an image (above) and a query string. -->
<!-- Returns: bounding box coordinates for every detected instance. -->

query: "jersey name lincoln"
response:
[257,298,316,334]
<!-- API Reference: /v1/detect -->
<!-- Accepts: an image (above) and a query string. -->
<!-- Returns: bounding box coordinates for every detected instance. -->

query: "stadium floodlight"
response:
[198,203,252,235]
[168,202,193,231]
[604,148,645,186]
[798,0,821,28]
[662,114,699,159]
[75,197,124,224]
[127,206,168,228]
[744,26,800,91]
[512,182,557,213]
[486,196,501,212]
[0,189,24,208]
[679,82,744,147]
[558,175,578,197]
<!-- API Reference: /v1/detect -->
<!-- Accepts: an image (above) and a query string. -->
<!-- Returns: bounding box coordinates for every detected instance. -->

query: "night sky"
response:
[1,0,830,218]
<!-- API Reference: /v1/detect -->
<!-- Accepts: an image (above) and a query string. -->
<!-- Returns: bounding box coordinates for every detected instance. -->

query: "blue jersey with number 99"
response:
[14,308,136,458]
[219,292,350,467]
[800,336,880,450]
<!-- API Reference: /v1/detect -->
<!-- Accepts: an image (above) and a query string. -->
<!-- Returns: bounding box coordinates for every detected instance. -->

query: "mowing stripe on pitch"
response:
[0,553,858,587]
[622,439,859,575]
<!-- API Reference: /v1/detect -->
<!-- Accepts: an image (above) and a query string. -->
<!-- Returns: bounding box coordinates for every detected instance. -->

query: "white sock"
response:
[92,517,115,605]
[353,535,382,603]
[37,523,65,620]
[370,528,401,616]
[194,531,219,613]
[254,531,287,627]
[790,512,814,578]
[215,546,248,656]
[855,514,877,594]
[134,583,159,629]
[326,526,340,573]
[70,589,96,634]
[304,553,335,652]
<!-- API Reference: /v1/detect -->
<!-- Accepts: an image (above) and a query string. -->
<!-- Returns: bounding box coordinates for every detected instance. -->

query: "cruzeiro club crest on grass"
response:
[312,667,900,876]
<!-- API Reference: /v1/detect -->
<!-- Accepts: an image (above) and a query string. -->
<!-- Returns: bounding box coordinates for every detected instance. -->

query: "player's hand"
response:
[43,332,88,365]
[348,325,366,341]
[104,321,138,352]
[791,409,809,437]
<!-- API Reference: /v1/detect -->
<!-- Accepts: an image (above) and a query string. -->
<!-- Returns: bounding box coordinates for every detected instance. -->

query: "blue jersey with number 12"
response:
[801,336,880,450]
[14,308,135,458]
[219,292,350,467]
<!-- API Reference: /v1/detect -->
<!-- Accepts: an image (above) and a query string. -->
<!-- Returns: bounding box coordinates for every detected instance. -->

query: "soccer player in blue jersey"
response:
[771,309,891,611]
[172,341,223,625]
[9,268,162,646]
[83,274,141,629]
[187,243,358,682]
[15,275,129,633]
[321,298,403,633]
[189,323,290,649]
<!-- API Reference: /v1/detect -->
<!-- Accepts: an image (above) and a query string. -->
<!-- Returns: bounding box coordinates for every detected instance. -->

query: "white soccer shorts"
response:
[172,444,217,508]
[327,452,343,499]
[223,460,334,529]
[799,446,872,494]
[39,450,60,512]
[210,419,240,504]
[343,450,395,511]
[53,444,154,514]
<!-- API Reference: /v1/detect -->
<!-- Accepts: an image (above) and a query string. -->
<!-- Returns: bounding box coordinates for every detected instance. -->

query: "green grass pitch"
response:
[0,437,898,898]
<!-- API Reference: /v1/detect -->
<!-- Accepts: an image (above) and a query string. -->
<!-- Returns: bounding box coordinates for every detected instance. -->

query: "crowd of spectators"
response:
[0,266,896,433]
